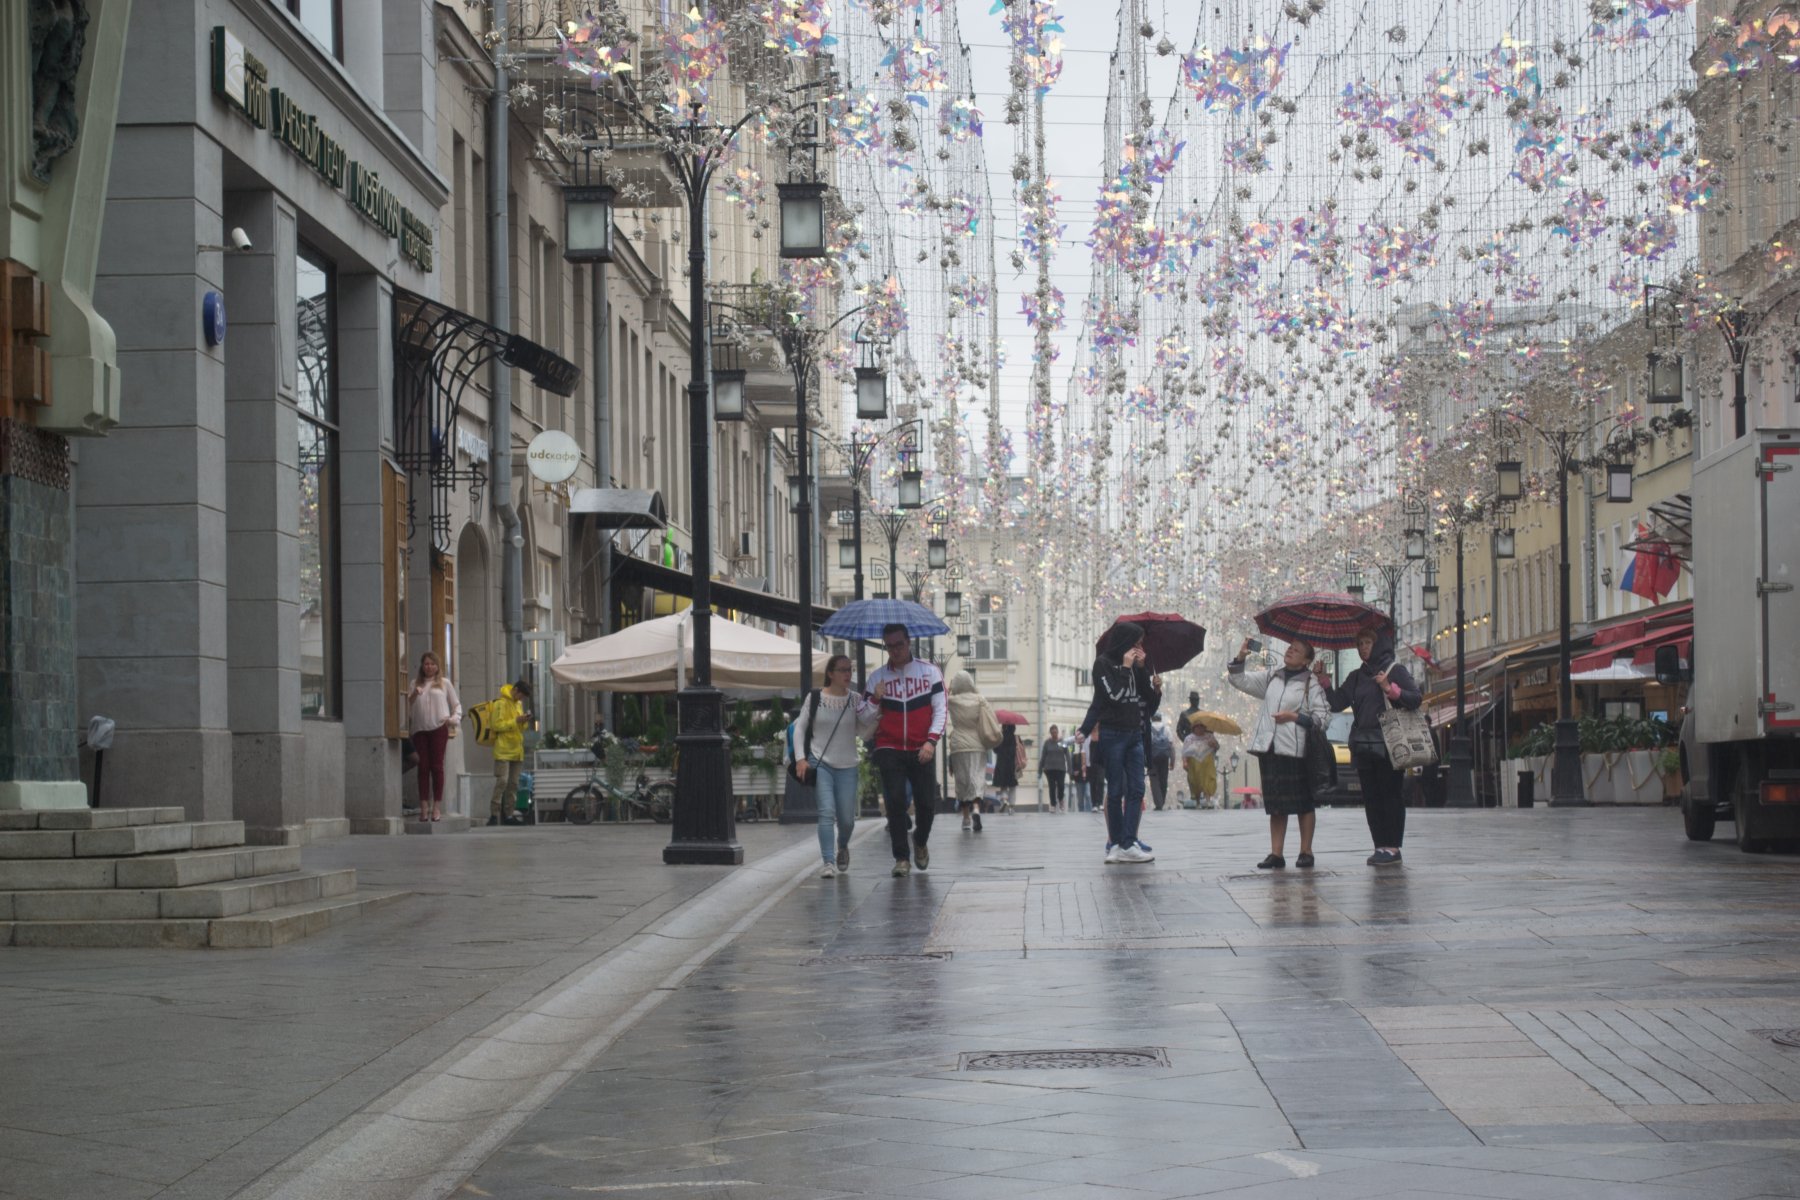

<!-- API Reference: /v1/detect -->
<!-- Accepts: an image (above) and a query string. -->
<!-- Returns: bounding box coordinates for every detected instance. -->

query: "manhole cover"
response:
[807,952,951,964]
[1767,1028,1800,1048]
[958,1048,1169,1070]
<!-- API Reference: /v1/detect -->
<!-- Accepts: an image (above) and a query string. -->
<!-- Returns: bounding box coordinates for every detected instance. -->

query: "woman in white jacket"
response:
[1227,637,1330,869]
[787,653,879,878]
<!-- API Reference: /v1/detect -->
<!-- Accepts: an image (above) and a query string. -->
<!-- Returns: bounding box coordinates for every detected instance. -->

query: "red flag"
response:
[1628,524,1660,600]
[1648,537,1681,600]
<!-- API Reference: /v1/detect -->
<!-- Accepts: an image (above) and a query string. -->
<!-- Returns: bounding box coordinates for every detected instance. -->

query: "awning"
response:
[1426,692,1494,729]
[610,548,834,630]
[1571,618,1692,674]
[570,488,667,530]
[1472,639,1554,682]
[1570,661,1656,683]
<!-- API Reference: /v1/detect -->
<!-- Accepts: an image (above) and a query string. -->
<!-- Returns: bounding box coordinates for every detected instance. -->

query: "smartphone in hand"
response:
[1245,637,1263,653]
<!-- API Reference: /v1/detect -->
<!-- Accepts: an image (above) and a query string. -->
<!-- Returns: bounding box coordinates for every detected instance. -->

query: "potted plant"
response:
[1655,746,1683,802]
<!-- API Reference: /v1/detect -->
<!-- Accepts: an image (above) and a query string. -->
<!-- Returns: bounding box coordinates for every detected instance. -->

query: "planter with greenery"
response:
[1503,715,1679,804]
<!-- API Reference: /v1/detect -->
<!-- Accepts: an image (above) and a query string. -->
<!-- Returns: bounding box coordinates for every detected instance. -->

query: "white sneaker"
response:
[1104,843,1122,864]
[820,863,837,878]
[1118,843,1155,864]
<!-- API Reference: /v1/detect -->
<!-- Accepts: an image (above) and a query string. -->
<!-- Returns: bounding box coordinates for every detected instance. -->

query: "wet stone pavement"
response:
[461,807,1800,1199]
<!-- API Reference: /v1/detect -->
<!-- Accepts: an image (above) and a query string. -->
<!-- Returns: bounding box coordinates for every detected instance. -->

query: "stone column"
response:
[339,274,401,830]
[220,189,306,841]
[79,125,232,819]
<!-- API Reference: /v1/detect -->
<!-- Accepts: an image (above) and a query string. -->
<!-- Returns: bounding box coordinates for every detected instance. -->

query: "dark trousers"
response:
[1148,758,1170,809]
[412,726,449,809]
[875,747,938,862]
[1044,769,1066,807]
[1097,726,1146,848]
[1356,748,1406,848]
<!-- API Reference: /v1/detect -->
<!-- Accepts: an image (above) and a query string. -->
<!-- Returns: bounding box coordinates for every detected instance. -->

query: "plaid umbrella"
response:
[818,597,949,640]
[1253,592,1393,651]
[1095,612,1207,672]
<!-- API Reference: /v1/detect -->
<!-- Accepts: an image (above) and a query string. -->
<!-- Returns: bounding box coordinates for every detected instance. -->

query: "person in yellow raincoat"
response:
[1176,692,1219,808]
[487,680,533,825]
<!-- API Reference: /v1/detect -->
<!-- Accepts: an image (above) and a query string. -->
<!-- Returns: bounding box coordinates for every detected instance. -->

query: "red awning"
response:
[1571,620,1692,674]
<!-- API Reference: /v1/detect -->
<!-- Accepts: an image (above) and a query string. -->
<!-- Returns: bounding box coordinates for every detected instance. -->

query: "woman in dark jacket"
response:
[1086,622,1161,864]
[1319,626,1423,866]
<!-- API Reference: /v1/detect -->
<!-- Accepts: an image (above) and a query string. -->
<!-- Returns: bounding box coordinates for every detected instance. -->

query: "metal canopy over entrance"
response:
[393,287,581,553]
[610,548,834,630]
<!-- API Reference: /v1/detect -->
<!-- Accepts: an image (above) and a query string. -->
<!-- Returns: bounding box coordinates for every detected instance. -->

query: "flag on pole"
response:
[1619,522,1681,601]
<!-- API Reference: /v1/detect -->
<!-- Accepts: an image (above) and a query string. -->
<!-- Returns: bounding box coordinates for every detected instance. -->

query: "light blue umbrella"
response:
[819,598,949,639]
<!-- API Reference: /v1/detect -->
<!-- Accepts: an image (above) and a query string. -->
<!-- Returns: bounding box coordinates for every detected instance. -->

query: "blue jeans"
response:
[1096,726,1145,847]
[815,763,859,863]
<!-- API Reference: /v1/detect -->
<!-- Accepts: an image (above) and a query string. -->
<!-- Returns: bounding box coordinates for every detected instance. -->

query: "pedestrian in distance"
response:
[408,651,461,822]
[1067,735,1091,812]
[1039,724,1069,811]
[788,653,879,878]
[1088,621,1162,864]
[945,670,999,833]
[1147,711,1175,811]
[1321,626,1422,866]
[485,679,532,826]
[1229,637,1330,869]
[992,721,1024,814]
[864,624,947,877]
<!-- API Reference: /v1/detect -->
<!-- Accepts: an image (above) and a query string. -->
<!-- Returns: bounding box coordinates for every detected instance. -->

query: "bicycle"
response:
[562,763,676,825]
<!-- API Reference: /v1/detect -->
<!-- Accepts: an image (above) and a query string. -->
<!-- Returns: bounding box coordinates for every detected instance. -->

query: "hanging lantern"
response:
[854,365,888,420]
[956,633,972,658]
[561,183,615,263]
[944,590,962,617]
[712,367,746,421]
[1494,528,1516,560]
[1607,461,1634,503]
[777,181,827,258]
[1421,583,1440,613]
[1404,527,1427,562]
[927,537,948,569]
[898,467,923,509]
[787,472,805,513]
[838,538,856,569]
[1496,460,1524,502]
[1648,351,1683,405]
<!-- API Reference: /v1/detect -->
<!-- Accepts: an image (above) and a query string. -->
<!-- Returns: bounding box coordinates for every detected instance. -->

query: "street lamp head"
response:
[787,472,806,513]
[1494,527,1516,559]
[777,180,827,259]
[1422,582,1440,613]
[927,536,948,569]
[944,589,962,617]
[838,538,856,569]
[1404,528,1427,562]
[854,365,888,420]
[711,367,747,421]
[561,182,615,263]
[1606,461,1634,503]
[956,633,972,658]
[1496,460,1524,502]
[1648,350,1684,405]
[898,468,923,510]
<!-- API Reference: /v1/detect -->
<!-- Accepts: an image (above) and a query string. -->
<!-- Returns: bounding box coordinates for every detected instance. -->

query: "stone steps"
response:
[0,806,402,948]
[3,890,404,949]
[0,868,357,921]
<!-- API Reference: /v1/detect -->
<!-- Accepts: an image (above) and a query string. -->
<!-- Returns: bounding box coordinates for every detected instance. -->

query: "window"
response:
[274,0,341,60]
[973,593,1008,661]
[296,246,340,717]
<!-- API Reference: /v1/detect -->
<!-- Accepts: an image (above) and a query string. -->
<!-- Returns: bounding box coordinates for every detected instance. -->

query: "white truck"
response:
[1680,427,1800,849]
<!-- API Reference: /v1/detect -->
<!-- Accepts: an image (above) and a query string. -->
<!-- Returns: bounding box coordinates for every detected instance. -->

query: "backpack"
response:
[1150,722,1173,762]
[467,701,498,746]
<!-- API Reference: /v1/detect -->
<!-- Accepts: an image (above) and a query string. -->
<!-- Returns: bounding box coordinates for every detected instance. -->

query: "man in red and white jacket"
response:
[863,623,947,877]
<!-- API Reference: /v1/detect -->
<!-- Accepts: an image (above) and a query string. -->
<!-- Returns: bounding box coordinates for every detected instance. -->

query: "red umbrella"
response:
[993,708,1029,726]
[1096,612,1207,672]
[1253,592,1393,651]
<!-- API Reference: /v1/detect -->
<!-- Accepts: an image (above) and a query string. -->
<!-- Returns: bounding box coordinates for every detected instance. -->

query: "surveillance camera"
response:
[229,227,252,251]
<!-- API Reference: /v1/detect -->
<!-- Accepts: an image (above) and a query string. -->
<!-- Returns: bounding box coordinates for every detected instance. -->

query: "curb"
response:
[241,824,870,1200]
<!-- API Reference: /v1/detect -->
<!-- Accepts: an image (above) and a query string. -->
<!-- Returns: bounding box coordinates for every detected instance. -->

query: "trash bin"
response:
[1517,769,1535,808]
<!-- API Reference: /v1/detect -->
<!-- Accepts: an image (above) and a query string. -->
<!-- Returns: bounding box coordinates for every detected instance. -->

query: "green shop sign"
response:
[211,27,434,272]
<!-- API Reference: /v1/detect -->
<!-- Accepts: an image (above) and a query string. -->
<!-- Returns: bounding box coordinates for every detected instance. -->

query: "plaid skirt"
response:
[1254,751,1316,816]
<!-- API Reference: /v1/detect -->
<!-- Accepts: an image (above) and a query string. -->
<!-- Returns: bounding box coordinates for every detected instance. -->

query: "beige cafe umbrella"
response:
[549,610,822,694]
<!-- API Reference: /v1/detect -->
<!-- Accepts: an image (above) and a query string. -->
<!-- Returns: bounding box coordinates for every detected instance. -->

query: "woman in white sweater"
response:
[408,651,462,821]
[788,654,879,878]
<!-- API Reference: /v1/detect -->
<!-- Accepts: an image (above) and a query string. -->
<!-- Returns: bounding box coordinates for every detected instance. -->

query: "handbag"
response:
[1301,677,1335,796]
[976,702,1003,750]
[787,690,850,788]
[1378,681,1437,770]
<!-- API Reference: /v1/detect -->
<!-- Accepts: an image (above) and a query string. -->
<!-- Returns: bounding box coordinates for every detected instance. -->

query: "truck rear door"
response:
[1764,432,1800,734]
